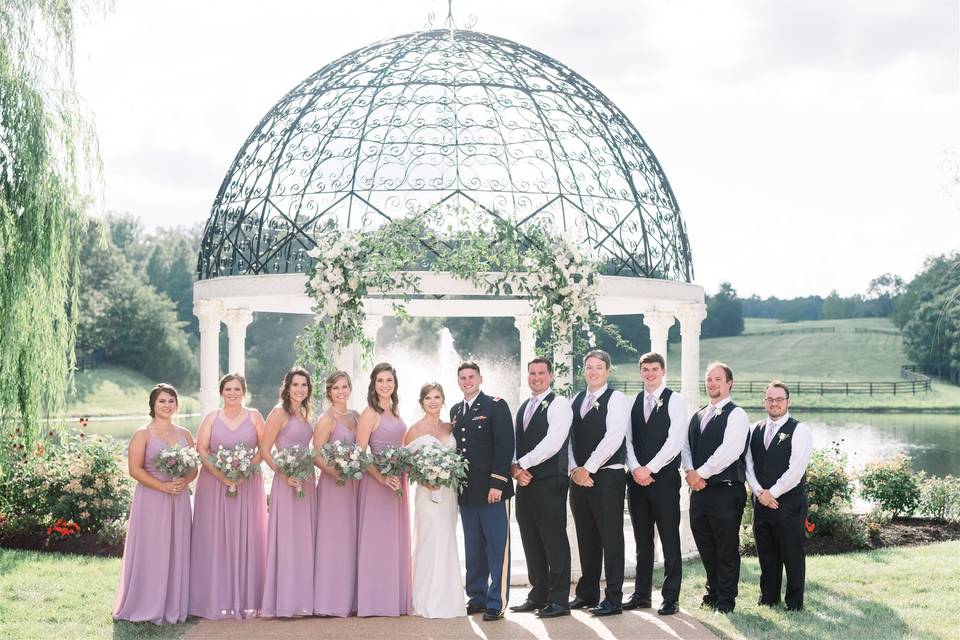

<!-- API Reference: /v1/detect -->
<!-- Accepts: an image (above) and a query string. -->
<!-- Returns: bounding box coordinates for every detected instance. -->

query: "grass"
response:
[611,317,960,411]
[0,549,196,640]
[66,366,200,417]
[676,540,960,639]
[1,542,957,639]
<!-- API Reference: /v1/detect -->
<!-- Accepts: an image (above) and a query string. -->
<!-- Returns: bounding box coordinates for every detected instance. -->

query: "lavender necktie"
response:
[644,393,655,422]
[764,421,778,449]
[699,405,716,433]
[580,393,594,419]
[523,396,538,430]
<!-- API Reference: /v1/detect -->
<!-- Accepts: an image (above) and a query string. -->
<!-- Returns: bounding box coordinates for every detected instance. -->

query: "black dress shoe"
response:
[588,600,622,616]
[700,596,718,609]
[714,606,733,615]
[658,601,679,616]
[510,599,545,613]
[466,603,486,614]
[536,603,571,618]
[482,608,504,621]
[757,597,780,607]
[622,596,652,610]
[568,596,598,609]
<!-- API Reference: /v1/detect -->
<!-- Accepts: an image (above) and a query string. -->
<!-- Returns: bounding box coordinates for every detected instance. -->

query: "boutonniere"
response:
[591,399,600,412]
[713,407,725,421]
[655,398,663,411]
[777,432,790,444]
[540,399,549,410]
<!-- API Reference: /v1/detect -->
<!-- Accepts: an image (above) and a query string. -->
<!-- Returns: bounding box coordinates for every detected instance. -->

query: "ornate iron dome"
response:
[198,28,693,282]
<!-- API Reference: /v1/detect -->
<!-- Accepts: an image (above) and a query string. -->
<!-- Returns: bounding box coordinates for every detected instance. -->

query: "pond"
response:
[79,411,960,477]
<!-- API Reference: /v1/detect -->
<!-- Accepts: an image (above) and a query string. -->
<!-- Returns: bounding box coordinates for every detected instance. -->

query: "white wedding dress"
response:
[407,433,466,618]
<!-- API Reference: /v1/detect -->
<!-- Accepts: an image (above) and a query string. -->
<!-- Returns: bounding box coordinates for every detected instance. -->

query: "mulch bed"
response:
[782,517,960,556]
[0,531,123,557]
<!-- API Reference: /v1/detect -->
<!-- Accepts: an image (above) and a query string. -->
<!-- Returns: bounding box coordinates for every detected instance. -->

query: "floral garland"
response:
[298,207,632,383]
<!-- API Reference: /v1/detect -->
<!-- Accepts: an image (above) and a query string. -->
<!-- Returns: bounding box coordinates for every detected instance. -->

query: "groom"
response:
[451,362,515,621]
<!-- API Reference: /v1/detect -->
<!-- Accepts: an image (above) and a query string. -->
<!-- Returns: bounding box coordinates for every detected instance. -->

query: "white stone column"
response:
[194,299,223,414]
[642,310,675,371]
[222,308,254,377]
[514,315,535,395]
[352,314,384,395]
[677,302,707,416]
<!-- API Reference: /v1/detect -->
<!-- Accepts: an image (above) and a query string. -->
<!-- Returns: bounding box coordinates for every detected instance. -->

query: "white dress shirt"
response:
[745,413,814,498]
[567,384,630,474]
[513,389,573,469]
[681,396,750,479]
[625,383,689,473]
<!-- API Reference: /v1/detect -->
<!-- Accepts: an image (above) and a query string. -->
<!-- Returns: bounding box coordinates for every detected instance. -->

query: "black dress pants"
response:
[753,495,806,609]
[516,475,571,606]
[569,468,627,605]
[627,469,682,603]
[689,482,747,611]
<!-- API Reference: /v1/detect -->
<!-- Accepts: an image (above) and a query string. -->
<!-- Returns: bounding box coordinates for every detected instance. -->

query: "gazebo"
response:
[193,27,706,414]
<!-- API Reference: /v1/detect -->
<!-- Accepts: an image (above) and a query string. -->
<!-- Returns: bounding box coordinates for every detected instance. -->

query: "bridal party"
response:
[113,350,813,625]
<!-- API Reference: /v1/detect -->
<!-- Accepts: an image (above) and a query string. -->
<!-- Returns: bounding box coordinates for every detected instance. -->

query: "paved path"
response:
[185,591,717,640]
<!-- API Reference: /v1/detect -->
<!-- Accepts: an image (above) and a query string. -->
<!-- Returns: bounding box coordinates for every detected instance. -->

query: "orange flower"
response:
[804,518,815,534]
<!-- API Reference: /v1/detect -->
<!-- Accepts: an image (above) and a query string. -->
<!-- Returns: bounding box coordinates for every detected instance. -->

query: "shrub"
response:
[859,455,923,517]
[805,442,857,537]
[0,429,132,537]
[919,475,960,521]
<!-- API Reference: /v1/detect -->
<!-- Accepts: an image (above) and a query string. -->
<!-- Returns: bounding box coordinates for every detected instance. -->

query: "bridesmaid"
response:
[114,383,195,624]
[189,373,268,620]
[355,362,413,617]
[313,370,361,617]
[261,367,317,617]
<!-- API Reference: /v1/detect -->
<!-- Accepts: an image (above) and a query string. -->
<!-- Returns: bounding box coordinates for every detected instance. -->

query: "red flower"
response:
[804,518,815,534]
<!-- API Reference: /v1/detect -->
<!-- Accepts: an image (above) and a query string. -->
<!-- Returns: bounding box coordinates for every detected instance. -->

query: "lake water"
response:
[80,410,960,477]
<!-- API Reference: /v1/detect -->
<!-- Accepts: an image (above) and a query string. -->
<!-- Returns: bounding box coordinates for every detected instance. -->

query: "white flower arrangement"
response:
[655,397,664,411]
[777,432,791,444]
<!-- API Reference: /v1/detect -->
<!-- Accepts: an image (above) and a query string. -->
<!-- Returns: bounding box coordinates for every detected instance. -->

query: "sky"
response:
[73,0,960,298]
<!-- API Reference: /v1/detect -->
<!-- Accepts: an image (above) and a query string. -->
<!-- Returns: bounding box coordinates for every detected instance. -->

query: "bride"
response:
[404,382,466,618]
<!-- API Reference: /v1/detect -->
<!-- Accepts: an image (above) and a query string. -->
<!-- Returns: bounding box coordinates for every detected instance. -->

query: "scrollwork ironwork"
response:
[198,28,693,282]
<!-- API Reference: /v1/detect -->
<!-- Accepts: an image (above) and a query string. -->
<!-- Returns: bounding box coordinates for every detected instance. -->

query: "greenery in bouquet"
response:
[408,444,469,492]
[209,442,260,497]
[154,442,201,494]
[374,446,414,496]
[319,440,372,486]
[272,444,315,498]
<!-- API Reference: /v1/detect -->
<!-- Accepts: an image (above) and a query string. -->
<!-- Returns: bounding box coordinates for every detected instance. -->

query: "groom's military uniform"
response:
[452,391,514,616]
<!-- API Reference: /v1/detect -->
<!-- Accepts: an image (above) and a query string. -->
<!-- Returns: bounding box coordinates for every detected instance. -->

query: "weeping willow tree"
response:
[0,1,102,452]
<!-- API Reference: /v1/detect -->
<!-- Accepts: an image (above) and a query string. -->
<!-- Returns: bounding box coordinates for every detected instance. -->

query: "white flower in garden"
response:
[308,246,322,259]
[324,300,339,316]
[348,275,360,290]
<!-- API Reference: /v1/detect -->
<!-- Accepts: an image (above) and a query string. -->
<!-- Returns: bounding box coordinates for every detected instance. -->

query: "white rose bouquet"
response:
[209,442,260,497]
[154,443,201,494]
[408,445,469,492]
[320,440,372,486]
[272,444,315,498]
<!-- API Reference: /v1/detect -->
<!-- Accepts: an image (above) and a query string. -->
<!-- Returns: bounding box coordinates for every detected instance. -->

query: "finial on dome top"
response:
[425,0,476,35]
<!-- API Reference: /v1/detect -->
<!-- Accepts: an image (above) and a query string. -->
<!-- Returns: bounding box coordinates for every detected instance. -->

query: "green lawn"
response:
[678,540,960,640]
[611,318,960,411]
[66,366,199,417]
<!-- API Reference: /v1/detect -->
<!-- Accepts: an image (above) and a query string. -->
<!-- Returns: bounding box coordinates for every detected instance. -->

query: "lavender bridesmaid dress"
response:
[356,412,412,617]
[314,413,360,617]
[114,432,192,624]
[262,414,316,617]
[189,411,267,619]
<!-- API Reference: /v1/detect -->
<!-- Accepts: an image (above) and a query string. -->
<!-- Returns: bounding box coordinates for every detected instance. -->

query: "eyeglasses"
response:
[764,397,788,403]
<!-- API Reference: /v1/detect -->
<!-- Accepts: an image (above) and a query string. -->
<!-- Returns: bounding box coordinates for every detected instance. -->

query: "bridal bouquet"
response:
[408,445,469,492]
[209,442,259,497]
[154,443,202,494]
[373,446,414,496]
[273,444,315,498]
[320,440,372,486]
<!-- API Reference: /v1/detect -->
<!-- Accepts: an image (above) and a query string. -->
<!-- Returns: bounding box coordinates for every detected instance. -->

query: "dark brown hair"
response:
[367,362,399,415]
[325,370,352,403]
[457,361,481,375]
[705,361,734,382]
[765,380,790,399]
[280,367,313,421]
[219,372,247,395]
[527,357,553,374]
[148,383,179,418]
[638,352,666,369]
[583,349,612,369]
[418,382,445,407]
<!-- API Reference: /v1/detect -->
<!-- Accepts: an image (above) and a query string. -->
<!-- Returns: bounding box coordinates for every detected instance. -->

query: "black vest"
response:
[686,401,747,485]
[629,388,680,475]
[515,392,568,478]
[570,388,625,468]
[749,417,805,501]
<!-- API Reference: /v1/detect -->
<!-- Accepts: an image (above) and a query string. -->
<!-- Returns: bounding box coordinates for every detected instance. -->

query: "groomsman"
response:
[624,352,688,616]
[682,361,750,614]
[745,381,813,611]
[568,349,629,617]
[451,362,514,621]
[510,357,573,619]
